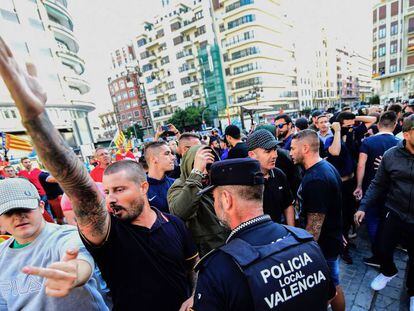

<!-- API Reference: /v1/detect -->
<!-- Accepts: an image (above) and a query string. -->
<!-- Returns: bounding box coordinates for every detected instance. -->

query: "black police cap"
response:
[197,158,264,195]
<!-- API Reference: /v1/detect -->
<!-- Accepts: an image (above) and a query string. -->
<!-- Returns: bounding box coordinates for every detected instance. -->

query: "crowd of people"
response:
[0,36,413,311]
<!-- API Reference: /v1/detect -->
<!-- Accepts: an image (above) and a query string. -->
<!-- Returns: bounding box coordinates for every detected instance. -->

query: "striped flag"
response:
[113,130,126,149]
[4,134,33,152]
[125,139,133,150]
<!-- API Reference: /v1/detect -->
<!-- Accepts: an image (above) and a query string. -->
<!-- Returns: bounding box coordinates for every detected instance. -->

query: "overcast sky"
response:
[69,0,376,120]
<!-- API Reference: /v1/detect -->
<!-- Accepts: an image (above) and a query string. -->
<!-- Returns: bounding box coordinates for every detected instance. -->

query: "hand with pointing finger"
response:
[22,248,81,298]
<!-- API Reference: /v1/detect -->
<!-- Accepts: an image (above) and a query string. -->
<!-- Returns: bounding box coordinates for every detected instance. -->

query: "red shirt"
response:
[18,168,46,196]
[90,166,106,182]
[115,151,135,162]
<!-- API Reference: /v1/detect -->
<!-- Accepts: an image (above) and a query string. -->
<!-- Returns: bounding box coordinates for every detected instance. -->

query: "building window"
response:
[409,18,414,33]
[390,22,398,36]
[195,11,203,20]
[125,102,131,110]
[0,9,20,23]
[119,80,125,89]
[410,0,414,7]
[173,35,184,45]
[378,25,386,39]
[113,83,119,91]
[408,55,414,66]
[235,77,262,89]
[112,96,117,103]
[122,92,128,99]
[373,9,377,23]
[391,1,398,16]
[390,59,397,73]
[161,56,170,65]
[231,46,259,60]
[168,94,177,102]
[131,100,138,107]
[121,114,126,120]
[129,90,136,98]
[137,38,147,47]
[170,21,181,31]
[378,5,386,20]
[378,44,386,57]
[390,40,398,54]
[116,94,122,102]
[226,0,254,13]
[228,14,255,30]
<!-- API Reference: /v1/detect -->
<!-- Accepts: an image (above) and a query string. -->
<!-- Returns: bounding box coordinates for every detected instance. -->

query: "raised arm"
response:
[0,37,108,245]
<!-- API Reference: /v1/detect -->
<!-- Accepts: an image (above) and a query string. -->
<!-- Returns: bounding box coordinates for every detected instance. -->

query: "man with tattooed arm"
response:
[0,37,198,311]
[290,130,345,311]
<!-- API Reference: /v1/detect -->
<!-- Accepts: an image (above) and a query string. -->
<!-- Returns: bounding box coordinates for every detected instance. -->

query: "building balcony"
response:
[69,99,95,112]
[49,22,79,53]
[43,0,73,27]
[64,76,91,94]
[56,50,85,75]
[146,38,160,49]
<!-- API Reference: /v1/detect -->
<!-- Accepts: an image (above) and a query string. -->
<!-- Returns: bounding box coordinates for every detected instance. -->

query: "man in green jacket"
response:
[168,145,229,256]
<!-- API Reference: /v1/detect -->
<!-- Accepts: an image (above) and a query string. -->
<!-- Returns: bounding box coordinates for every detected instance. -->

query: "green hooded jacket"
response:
[167,145,229,256]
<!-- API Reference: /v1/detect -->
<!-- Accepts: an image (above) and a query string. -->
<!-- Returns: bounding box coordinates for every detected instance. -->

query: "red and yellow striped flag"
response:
[114,130,126,149]
[125,139,133,150]
[5,134,33,152]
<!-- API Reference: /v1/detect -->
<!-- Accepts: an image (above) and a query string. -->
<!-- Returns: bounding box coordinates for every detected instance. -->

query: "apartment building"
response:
[372,0,414,101]
[0,0,94,151]
[108,43,153,137]
[212,0,299,124]
[134,0,226,128]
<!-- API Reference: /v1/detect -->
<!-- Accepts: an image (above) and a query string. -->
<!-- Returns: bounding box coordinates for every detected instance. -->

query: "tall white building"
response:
[133,0,226,129]
[213,0,299,125]
[0,0,94,152]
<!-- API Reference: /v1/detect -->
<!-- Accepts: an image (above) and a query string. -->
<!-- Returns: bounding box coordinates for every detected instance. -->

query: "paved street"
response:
[340,227,409,311]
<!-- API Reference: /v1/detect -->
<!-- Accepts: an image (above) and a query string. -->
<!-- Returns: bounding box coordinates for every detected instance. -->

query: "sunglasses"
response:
[277,123,287,129]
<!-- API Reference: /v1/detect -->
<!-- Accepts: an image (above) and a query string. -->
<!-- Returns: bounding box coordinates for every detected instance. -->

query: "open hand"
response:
[0,37,46,121]
[22,248,80,297]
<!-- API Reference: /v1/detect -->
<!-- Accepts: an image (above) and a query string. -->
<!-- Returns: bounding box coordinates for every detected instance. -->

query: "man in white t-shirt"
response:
[0,178,109,310]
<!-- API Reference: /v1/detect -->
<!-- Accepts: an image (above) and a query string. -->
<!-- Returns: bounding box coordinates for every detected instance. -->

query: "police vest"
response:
[219,225,331,311]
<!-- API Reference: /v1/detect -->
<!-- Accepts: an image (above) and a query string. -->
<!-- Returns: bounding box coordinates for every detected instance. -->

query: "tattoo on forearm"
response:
[306,213,325,241]
[24,112,108,238]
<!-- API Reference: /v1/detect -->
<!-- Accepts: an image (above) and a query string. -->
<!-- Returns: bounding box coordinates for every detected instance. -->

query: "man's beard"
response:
[111,197,145,222]
[216,200,231,230]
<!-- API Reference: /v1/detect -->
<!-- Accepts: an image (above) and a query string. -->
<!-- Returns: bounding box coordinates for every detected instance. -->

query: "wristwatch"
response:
[191,168,205,178]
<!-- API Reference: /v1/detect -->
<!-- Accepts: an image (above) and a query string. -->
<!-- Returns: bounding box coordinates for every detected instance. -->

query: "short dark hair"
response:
[388,103,403,115]
[20,157,29,163]
[275,114,292,124]
[221,184,264,202]
[378,111,397,129]
[104,160,146,184]
[402,114,414,132]
[178,132,201,142]
[144,141,167,161]
[311,110,323,118]
[292,129,320,153]
[225,125,241,139]
[336,112,356,124]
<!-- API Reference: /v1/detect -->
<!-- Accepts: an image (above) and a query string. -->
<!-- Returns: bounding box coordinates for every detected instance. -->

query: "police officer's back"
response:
[193,159,336,311]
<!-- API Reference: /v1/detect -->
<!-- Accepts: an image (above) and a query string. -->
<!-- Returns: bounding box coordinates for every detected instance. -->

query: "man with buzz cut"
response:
[0,178,108,310]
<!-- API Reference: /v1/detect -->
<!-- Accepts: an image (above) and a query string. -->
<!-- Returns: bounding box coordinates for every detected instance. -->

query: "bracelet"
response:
[191,168,205,177]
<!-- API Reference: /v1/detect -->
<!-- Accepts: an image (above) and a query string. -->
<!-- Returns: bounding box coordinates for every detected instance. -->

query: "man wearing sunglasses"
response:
[275,114,295,151]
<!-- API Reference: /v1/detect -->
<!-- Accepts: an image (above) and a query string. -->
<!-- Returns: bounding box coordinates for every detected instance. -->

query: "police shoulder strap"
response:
[220,226,314,268]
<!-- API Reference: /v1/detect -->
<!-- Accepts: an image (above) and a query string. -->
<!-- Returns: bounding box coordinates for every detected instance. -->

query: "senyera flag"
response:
[4,133,33,152]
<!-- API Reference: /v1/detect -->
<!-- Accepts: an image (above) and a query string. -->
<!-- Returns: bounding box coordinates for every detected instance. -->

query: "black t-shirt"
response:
[38,171,63,199]
[81,210,198,311]
[227,142,248,159]
[263,168,294,223]
[298,160,343,258]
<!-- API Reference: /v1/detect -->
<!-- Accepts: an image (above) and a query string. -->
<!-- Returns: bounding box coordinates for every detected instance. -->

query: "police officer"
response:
[193,158,336,311]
